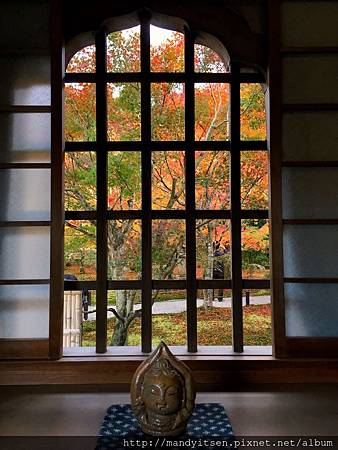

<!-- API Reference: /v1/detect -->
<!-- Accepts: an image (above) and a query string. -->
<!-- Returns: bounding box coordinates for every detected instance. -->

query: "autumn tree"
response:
[64,27,268,346]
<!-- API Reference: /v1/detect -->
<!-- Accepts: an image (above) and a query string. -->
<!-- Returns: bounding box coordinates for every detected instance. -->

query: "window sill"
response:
[62,345,273,358]
[2,349,338,387]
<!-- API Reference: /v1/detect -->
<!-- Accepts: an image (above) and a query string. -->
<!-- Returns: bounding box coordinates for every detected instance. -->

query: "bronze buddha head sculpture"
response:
[131,342,195,436]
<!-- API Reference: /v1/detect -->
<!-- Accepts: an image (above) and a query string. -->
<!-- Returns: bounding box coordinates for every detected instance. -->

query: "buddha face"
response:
[142,373,183,416]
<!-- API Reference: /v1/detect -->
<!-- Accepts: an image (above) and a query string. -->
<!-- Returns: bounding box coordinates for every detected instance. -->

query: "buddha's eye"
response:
[167,387,178,396]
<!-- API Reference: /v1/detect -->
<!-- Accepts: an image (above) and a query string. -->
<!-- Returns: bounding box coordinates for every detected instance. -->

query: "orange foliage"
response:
[65,28,269,283]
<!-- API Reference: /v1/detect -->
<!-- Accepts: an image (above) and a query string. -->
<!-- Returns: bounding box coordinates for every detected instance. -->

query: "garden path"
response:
[87,295,270,320]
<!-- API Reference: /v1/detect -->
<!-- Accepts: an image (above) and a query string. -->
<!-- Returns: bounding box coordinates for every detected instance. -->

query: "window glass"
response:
[65,83,96,141]
[65,152,96,210]
[108,220,142,280]
[195,151,230,210]
[151,83,185,141]
[64,220,96,281]
[152,151,185,210]
[107,83,141,141]
[195,83,230,141]
[151,26,184,72]
[240,83,266,141]
[194,44,228,73]
[67,45,95,73]
[107,27,141,72]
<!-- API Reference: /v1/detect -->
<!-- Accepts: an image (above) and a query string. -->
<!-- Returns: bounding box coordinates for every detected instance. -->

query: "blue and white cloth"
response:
[97,403,234,449]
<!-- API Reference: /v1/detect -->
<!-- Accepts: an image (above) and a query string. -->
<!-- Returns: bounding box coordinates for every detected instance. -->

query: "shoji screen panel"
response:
[281,2,338,47]
[0,0,51,359]
[279,0,338,356]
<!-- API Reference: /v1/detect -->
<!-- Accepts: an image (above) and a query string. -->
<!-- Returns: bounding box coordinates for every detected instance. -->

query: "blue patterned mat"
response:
[97,403,234,449]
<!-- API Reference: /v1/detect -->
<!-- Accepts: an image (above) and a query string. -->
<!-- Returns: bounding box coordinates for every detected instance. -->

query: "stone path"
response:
[86,295,270,320]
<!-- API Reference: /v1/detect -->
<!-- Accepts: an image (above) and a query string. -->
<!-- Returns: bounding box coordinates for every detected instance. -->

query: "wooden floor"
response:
[0,386,338,448]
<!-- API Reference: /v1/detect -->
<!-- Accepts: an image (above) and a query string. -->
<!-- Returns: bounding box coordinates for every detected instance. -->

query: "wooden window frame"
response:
[1,0,338,384]
[59,11,269,357]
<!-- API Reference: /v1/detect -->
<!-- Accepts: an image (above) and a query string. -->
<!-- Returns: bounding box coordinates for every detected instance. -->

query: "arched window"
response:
[63,12,268,355]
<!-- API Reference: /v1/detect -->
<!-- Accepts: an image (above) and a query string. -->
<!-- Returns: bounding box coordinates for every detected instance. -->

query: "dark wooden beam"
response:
[267,0,286,358]
[49,0,65,360]
[0,106,51,113]
[140,13,152,354]
[230,62,243,353]
[283,161,338,168]
[283,104,338,112]
[2,357,338,386]
[0,339,49,360]
[185,27,197,353]
[0,163,51,169]
[284,277,338,284]
[0,221,51,227]
[281,47,338,55]
[95,29,108,353]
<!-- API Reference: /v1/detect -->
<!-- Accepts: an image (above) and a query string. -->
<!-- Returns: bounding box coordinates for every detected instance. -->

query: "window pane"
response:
[108,220,141,280]
[0,227,50,280]
[64,289,95,347]
[67,45,95,73]
[282,112,338,162]
[195,83,230,141]
[197,291,232,346]
[241,151,269,209]
[108,290,142,346]
[0,1,50,49]
[152,290,187,347]
[65,152,96,211]
[150,26,184,72]
[0,169,50,221]
[281,2,338,47]
[0,113,51,163]
[285,283,338,337]
[107,83,141,141]
[65,83,96,141]
[152,151,185,210]
[152,220,186,280]
[64,220,96,281]
[243,289,271,346]
[283,225,338,278]
[282,167,338,219]
[151,83,185,141]
[107,26,140,72]
[0,55,50,106]
[240,83,266,141]
[242,219,270,279]
[195,151,230,209]
[283,56,338,104]
[107,151,141,210]
[196,219,231,279]
[0,285,49,339]
[194,44,228,73]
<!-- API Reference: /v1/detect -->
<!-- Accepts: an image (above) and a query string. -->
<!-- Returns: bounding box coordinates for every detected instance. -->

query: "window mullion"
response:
[140,13,152,353]
[230,62,244,353]
[184,27,197,353]
[95,29,108,354]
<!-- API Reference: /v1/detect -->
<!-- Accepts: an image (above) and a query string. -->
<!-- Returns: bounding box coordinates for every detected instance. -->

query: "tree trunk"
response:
[111,319,129,346]
[110,284,137,345]
[203,226,214,309]
[110,289,138,346]
[107,222,138,346]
